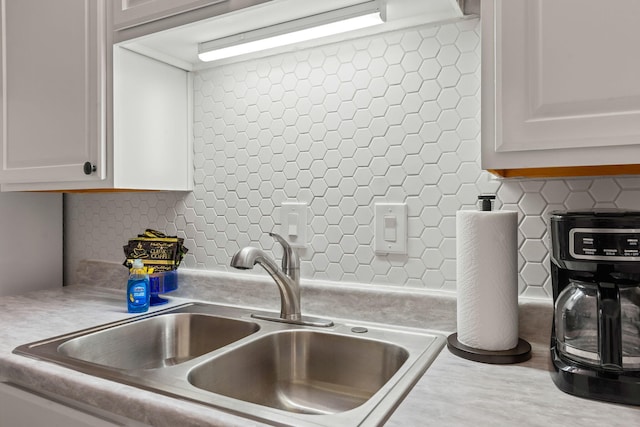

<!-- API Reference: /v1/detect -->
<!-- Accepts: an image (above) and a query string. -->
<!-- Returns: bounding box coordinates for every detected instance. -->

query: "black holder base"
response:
[447,333,532,364]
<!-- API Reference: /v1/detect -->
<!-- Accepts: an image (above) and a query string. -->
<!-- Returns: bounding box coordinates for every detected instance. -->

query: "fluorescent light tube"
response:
[198,1,385,62]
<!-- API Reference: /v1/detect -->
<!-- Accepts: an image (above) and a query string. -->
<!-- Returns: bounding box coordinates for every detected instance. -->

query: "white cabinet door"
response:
[2,46,194,192]
[482,0,640,173]
[0,0,106,184]
[113,0,227,29]
[0,383,123,427]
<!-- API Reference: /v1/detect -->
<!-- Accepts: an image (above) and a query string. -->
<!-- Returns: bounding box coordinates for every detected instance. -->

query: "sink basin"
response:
[15,303,261,373]
[14,302,445,427]
[58,313,260,370]
[188,330,408,414]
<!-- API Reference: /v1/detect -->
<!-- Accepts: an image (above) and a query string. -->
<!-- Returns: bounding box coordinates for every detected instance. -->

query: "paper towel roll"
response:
[456,210,519,351]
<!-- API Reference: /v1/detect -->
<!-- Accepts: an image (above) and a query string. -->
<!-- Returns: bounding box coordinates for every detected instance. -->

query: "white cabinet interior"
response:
[111,47,193,192]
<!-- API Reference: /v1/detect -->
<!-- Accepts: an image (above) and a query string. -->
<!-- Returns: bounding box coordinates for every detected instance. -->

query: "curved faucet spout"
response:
[230,246,269,270]
[230,246,301,321]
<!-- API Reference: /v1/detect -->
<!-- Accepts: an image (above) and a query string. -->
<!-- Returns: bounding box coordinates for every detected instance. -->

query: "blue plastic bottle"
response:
[127,259,150,313]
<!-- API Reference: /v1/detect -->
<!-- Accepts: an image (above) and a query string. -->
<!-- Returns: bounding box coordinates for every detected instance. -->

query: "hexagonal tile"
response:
[521,263,548,287]
[419,101,441,122]
[564,192,595,210]
[418,37,440,58]
[520,217,547,239]
[616,177,640,189]
[614,190,640,210]
[437,65,461,88]
[456,51,479,74]
[521,239,547,263]
[437,109,461,131]
[418,58,441,80]
[456,73,480,96]
[438,174,462,195]
[588,178,621,202]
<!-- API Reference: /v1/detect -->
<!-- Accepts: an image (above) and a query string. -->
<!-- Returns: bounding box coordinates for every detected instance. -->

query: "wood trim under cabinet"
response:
[487,164,640,179]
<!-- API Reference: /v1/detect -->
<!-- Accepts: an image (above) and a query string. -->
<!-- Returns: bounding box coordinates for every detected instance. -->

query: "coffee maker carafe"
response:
[550,210,640,406]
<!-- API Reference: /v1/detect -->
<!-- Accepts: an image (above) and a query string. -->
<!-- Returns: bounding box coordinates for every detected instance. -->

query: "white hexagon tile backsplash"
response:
[65,17,640,299]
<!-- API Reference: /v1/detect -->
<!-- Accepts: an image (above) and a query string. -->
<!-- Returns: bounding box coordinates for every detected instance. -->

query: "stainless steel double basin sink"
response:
[14,302,445,426]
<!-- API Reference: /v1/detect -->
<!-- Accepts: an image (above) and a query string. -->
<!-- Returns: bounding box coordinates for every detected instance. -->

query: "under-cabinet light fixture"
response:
[198,1,385,62]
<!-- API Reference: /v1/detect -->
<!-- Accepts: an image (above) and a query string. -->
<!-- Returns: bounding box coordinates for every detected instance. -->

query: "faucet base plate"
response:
[251,313,334,327]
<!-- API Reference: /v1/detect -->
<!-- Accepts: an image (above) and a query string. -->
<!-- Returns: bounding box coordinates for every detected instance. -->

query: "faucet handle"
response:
[269,232,291,250]
[269,232,299,275]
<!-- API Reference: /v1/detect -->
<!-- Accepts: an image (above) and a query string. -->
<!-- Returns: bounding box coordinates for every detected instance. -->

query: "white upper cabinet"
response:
[0,0,106,185]
[482,0,640,176]
[113,0,227,30]
[1,0,193,191]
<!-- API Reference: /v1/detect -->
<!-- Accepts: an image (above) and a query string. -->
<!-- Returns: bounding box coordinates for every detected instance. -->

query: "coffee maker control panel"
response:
[570,228,640,261]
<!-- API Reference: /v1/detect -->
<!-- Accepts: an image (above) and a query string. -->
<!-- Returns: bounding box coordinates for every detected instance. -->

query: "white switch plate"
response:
[375,203,407,255]
[281,202,307,248]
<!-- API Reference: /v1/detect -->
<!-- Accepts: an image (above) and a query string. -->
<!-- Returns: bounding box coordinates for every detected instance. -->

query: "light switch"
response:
[375,203,407,255]
[288,212,298,236]
[281,202,307,248]
[384,215,397,241]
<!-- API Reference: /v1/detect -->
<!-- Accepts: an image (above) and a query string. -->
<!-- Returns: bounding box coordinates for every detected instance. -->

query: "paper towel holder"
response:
[447,194,532,364]
[446,333,531,364]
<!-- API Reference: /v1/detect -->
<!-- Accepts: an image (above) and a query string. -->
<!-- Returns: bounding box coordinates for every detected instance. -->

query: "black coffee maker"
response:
[550,210,640,406]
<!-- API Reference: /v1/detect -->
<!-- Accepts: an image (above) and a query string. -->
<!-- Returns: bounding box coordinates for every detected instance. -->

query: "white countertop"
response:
[0,276,638,426]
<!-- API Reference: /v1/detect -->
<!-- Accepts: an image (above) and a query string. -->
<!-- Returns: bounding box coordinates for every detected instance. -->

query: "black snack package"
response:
[123,229,189,271]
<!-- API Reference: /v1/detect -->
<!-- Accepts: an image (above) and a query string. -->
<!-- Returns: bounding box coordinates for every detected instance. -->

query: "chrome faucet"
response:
[231,232,301,321]
[230,232,332,327]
